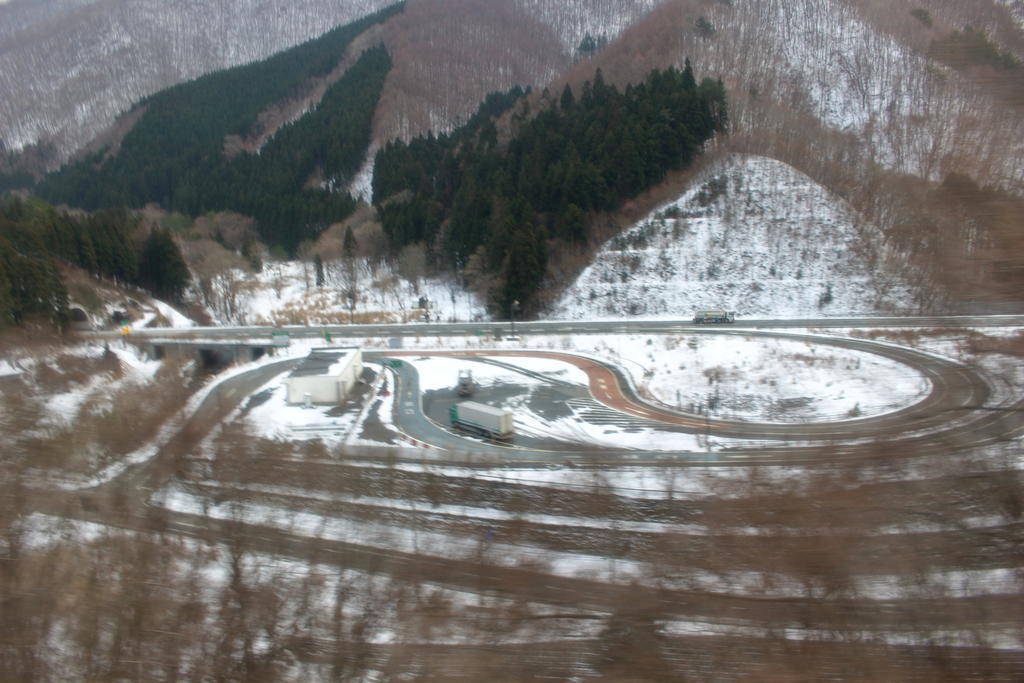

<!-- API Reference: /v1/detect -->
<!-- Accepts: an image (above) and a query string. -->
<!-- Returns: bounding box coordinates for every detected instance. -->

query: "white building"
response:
[285,347,363,405]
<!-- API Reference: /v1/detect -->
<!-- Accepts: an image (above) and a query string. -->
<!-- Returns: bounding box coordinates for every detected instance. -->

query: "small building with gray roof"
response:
[285,347,363,405]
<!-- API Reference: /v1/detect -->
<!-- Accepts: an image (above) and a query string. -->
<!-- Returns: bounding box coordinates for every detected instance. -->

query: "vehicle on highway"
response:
[456,369,475,396]
[692,310,736,324]
[450,401,514,440]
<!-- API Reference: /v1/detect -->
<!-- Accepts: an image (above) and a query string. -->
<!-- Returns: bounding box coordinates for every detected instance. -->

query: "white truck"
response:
[450,401,514,440]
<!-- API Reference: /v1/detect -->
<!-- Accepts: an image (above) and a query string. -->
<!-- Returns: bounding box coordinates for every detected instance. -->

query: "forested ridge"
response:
[4,0,1023,322]
[0,198,190,328]
[36,4,403,253]
[8,1,730,326]
[374,61,727,314]
[29,13,726,319]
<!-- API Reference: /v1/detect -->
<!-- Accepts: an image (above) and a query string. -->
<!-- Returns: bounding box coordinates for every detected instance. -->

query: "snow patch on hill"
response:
[197,260,487,326]
[997,0,1024,29]
[516,0,662,53]
[553,155,917,320]
[694,0,1024,186]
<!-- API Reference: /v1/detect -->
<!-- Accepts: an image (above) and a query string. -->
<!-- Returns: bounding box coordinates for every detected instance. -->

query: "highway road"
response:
[368,342,1016,466]
[88,314,1024,343]
[87,315,1022,465]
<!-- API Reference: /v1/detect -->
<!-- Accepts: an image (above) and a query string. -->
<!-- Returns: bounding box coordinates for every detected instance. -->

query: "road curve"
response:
[367,328,1018,464]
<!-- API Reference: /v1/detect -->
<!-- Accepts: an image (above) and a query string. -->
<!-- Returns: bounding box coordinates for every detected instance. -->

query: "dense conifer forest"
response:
[36,4,403,253]
[27,0,726,319]
[374,61,727,314]
[0,198,189,328]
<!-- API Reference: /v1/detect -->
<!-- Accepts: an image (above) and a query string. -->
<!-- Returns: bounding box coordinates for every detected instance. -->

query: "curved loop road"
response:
[368,329,1014,464]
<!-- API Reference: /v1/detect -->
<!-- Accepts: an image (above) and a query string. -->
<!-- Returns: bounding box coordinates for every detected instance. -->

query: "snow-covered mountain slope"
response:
[0,0,663,164]
[6,0,1021,195]
[552,155,917,319]
[513,0,661,54]
[373,0,663,143]
[0,0,393,159]
[192,260,486,327]
[687,0,1024,189]
[998,0,1024,30]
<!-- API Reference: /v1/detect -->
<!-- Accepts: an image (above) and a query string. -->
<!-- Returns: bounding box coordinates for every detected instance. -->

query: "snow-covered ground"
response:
[829,327,1024,407]
[10,325,1021,664]
[187,155,927,328]
[151,483,1022,605]
[554,155,917,320]
[999,0,1024,30]
[238,329,933,453]
[516,0,662,54]
[611,332,930,422]
[322,448,1024,507]
[148,298,195,328]
[693,0,1024,187]
[23,505,1024,654]
[240,363,397,447]
[196,259,487,326]
[11,342,163,431]
[10,322,1011,493]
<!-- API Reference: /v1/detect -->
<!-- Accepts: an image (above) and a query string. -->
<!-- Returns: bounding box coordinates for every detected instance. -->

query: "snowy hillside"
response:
[193,260,487,327]
[688,0,1024,188]
[515,0,661,54]
[0,0,393,159]
[998,0,1024,29]
[553,155,917,320]
[0,0,663,164]
[372,0,664,144]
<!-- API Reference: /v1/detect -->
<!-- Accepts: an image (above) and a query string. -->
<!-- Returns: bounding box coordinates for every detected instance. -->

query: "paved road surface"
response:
[365,326,1014,464]
[87,314,1024,343]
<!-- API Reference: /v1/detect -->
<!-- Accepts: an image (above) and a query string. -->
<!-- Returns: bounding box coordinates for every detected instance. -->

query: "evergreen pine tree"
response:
[560,84,575,111]
[342,226,358,258]
[502,223,548,314]
[681,58,697,90]
[139,228,191,302]
[0,240,16,327]
[314,253,325,288]
[557,204,587,242]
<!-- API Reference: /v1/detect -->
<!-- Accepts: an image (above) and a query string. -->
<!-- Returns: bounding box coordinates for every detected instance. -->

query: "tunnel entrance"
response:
[198,347,233,371]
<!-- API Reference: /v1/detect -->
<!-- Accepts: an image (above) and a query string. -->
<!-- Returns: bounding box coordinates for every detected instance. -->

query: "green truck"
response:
[692,310,736,324]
